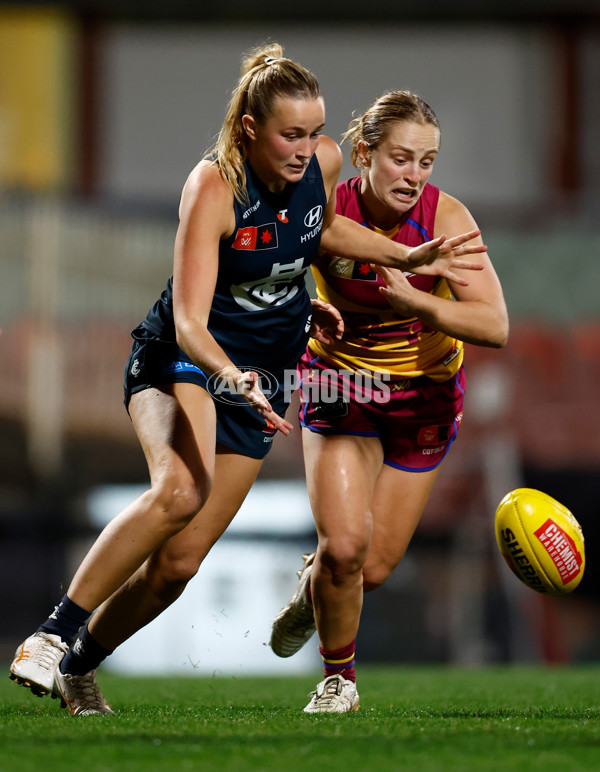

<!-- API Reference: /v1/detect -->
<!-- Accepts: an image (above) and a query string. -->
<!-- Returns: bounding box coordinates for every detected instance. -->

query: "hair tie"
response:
[264,56,289,66]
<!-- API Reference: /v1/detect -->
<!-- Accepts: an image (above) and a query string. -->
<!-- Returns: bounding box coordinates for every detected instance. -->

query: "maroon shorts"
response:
[298,350,465,472]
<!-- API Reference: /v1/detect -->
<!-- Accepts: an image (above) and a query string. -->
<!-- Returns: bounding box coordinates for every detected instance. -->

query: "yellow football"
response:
[495,488,585,595]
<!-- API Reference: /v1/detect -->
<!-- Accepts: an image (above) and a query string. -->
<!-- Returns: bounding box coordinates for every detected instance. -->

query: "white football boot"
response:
[9,632,69,697]
[303,674,360,714]
[270,552,316,657]
[54,668,114,715]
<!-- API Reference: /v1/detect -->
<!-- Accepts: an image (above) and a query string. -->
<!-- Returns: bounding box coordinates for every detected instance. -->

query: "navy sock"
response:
[37,594,91,646]
[60,625,114,676]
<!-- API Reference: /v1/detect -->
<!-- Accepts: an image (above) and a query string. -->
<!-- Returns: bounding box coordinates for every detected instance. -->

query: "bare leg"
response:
[88,448,262,650]
[302,430,383,651]
[362,464,441,591]
[67,382,216,612]
[303,429,442,652]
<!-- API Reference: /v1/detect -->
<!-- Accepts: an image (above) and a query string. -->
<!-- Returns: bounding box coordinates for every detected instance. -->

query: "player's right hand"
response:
[236,370,293,436]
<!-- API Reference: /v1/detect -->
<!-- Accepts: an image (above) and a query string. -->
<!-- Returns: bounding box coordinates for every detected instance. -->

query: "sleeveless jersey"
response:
[140,155,327,369]
[309,177,463,382]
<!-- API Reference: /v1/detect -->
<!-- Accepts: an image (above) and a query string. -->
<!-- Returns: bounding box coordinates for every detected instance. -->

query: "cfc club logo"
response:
[230,258,307,311]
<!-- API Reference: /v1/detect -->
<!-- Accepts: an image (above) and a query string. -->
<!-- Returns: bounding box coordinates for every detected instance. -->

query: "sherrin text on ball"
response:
[494,488,585,595]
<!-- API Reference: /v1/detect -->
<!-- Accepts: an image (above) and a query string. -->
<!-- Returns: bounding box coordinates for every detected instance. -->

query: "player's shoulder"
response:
[435,189,478,232]
[315,135,343,179]
[436,189,470,217]
[337,175,358,193]
[183,159,231,198]
[179,159,234,217]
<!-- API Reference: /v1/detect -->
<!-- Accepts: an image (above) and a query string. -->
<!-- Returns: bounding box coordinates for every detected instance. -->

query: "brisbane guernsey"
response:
[139,155,328,370]
[309,177,464,382]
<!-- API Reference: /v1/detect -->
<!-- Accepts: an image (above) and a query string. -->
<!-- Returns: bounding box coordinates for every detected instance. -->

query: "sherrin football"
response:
[495,488,585,596]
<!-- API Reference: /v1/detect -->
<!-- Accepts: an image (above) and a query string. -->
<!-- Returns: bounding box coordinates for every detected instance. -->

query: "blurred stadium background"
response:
[1,1,599,674]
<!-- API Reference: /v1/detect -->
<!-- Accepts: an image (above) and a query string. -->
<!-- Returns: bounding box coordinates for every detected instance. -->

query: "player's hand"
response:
[371,264,417,316]
[405,229,486,285]
[309,299,344,344]
[235,370,293,436]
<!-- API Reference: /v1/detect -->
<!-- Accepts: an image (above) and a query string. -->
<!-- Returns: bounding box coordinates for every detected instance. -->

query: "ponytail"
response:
[208,43,321,203]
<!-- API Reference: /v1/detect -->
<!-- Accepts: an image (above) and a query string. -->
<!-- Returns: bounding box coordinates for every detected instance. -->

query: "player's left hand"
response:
[405,229,486,285]
[309,299,344,344]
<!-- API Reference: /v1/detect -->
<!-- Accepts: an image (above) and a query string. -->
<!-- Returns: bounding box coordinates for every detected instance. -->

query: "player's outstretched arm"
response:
[372,193,508,348]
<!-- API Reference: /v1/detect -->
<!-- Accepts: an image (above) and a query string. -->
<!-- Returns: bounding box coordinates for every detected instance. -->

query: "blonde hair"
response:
[209,43,321,203]
[342,90,440,172]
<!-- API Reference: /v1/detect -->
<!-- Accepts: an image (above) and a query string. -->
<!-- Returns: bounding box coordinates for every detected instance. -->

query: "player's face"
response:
[359,121,440,229]
[244,96,325,191]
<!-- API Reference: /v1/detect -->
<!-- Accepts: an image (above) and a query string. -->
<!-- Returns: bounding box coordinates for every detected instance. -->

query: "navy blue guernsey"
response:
[139,155,327,369]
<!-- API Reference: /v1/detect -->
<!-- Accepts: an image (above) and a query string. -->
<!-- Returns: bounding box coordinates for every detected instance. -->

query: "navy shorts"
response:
[123,327,291,460]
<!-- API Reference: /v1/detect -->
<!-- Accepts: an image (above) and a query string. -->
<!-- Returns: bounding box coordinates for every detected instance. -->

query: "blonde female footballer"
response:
[271,90,508,713]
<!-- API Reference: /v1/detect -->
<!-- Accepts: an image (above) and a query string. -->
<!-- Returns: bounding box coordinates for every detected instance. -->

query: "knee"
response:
[362,565,391,593]
[149,473,211,532]
[319,534,369,581]
[146,548,202,598]
[362,553,401,593]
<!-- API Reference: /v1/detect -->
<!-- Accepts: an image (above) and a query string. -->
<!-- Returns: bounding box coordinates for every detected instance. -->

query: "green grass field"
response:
[1,665,599,771]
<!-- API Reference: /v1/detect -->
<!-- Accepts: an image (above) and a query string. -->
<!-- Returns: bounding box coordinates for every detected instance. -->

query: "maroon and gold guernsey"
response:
[309,177,464,382]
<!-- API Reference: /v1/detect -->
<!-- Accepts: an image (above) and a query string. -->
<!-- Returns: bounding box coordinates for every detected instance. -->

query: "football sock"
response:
[37,594,91,646]
[319,639,356,683]
[60,625,114,676]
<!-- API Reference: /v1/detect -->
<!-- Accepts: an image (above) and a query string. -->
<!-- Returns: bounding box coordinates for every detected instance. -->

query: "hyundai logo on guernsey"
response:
[232,223,278,251]
[301,205,323,244]
[304,205,322,228]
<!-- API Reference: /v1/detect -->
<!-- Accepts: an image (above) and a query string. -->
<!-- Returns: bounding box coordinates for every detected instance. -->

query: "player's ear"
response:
[357,140,371,167]
[242,114,257,141]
